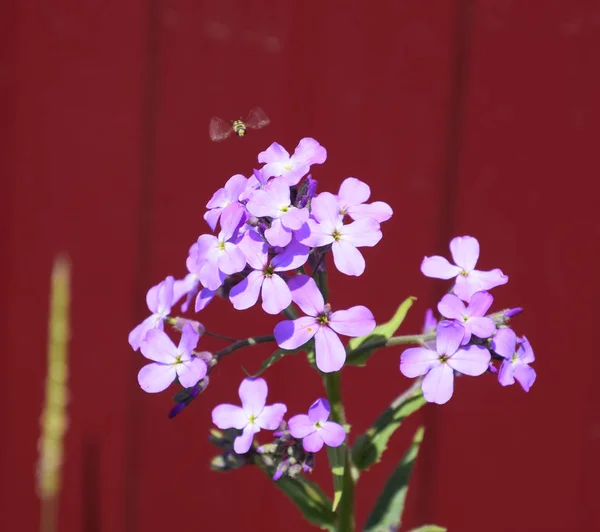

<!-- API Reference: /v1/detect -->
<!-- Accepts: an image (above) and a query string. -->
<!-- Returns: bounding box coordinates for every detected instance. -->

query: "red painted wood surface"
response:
[2,1,599,531]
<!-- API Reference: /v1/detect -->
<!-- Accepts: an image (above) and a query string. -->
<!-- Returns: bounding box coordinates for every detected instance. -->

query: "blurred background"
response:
[2,1,600,531]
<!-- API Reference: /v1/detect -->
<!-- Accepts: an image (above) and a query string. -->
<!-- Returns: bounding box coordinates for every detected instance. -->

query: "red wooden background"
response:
[2,1,600,531]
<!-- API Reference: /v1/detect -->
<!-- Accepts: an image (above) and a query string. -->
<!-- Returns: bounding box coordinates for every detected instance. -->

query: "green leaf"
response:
[250,347,299,377]
[271,473,337,530]
[327,443,346,511]
[351,379,425,470]
[346,297,416,366]
[408,525,447,532]
[364,426,425,532]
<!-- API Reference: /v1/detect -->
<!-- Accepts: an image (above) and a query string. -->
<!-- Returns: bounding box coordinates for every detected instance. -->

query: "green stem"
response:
[347,331,436,361]
[323,371,355,531]
[215,335,275,359]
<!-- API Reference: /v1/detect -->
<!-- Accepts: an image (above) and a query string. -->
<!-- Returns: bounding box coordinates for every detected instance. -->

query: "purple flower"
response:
[229,231,309,314]
[259,138,327,186]
[190,227,246,291]
[437,291,496,344]
[337,177,393,222]
[128,276,175,351]
[288,398,346,453]
[421,236,508,302]
[138,324,208,393]
[400,321,491,404]
[299,192,382,276]
[246,177,309,247]
[204,173,248,231]
[274,275,375,372]
[491,328,536,391]
[296,175,318,208]
[422,308,437,350]
[211,377,287,454]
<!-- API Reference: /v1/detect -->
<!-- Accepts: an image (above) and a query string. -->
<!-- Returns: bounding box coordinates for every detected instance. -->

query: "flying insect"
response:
[209,107,270,142]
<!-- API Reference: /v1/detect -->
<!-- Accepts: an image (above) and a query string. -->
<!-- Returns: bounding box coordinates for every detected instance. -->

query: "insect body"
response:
[209,107,270,142]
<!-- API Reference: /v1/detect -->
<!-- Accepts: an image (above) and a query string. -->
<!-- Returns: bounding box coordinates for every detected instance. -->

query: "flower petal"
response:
[332,239,365,276]
[218,242,246,275]
[239,377,268,417]
[513,363,536,392]
[128,314,162,351]
[299,218,335,248]
[234,424,260,454]
[176,357,208,388]
[435,320,465,356]
[282,206,309,230]
[518,336,535,363]
[491,328,517,359]
[257,403,287,430]
[450,236,480,272]
[437,294,466,320]
[140,329,177,363]
[272,238,310,271]
[258,142,290,164]
[289,414,316,439]
[319,422,346,447]
[468,317,496,340]
[302,431,325,453]
[265,218,293,247]
[293,137,327,165]
[338,177,370,207]
[348,201,393,223]
[341,218,382,247]
[311,192,341,226]
[274,316,319,350]
[454,268,508,302]
[422,364,455,404]
[328,305,375,337]
[467,291,494,317]
[498,360,516,386]
[137,363,177,393]
[308,398,331,423]
[288,275,324,316]
[195,287,216,312]
[314,327,346,373]
[229,271,264,311]
[447,345,491,376]
[421,256,461,279]
[261,275,292,315]
[400,347,439,378]
[178,323,200,356]
[211,404,247,430]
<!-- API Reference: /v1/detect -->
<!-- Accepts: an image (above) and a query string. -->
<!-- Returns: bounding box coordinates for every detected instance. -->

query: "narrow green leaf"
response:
[327,443,346,511]
[271,472,336,530]
[352,379,425,470]
[364,426,425,532]
[408,525,447,532]
[346,297,416,366]
[250,347,298,377]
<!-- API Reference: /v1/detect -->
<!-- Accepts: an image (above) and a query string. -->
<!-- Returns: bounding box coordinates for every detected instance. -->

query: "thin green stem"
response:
[347,331,436,361]
[203,330,237,342]
[323,371,354,531]
[215,335,275,359]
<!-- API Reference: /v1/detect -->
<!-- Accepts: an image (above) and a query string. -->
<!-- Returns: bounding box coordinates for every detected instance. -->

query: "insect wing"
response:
[245,107,270,130]
[209,117,234,142]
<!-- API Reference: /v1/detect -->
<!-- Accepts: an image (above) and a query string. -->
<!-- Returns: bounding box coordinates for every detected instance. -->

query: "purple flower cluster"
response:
[212,377,345,459]
[400,236,536,404]
[128,137,391,394]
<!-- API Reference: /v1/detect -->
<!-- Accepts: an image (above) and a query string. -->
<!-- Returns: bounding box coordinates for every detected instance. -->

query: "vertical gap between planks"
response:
[125,0,162,530]
[417,0,475,524]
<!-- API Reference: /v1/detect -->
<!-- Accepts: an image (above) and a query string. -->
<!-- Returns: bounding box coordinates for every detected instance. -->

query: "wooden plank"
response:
[421,1,600,530]
[0,1,147,531]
